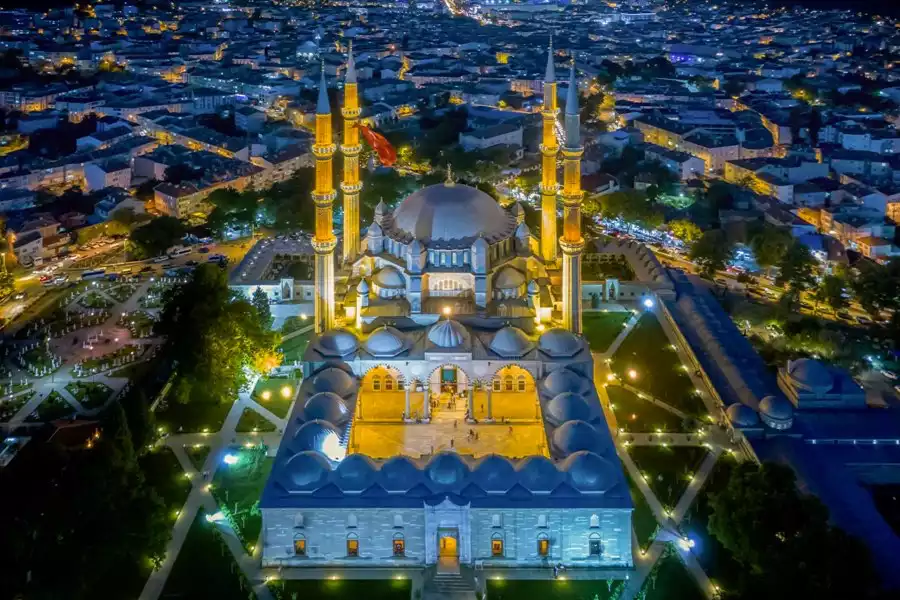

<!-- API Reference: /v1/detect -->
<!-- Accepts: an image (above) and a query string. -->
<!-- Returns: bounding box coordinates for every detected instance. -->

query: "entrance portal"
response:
[439,533,458,558]
[440,366,458,394]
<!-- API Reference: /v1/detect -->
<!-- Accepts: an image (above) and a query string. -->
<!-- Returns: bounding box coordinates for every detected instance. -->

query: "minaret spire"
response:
[316,60,330,115]
[346,39,357,84]
[312,65,337,333]
[545,35,556,83]
[539,34,559,264]
[559,56,585,334]
[340,41,363,264]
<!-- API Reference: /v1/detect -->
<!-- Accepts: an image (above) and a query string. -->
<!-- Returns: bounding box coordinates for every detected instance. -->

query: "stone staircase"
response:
[424,566,478,600]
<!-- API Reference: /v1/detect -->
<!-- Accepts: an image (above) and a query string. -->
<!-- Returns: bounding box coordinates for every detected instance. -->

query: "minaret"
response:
[312,64,337,334]
[341,41,362,263]
[560,60,585,334]
[540,36,559,264]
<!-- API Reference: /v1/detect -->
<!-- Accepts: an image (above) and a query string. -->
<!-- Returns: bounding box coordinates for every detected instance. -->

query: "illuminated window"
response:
[347,534,359,557]
[491,534,504,557]
[294,535,306,556]
[538,536,549,556]
[517,375,526,392]
[385,377,394,391]
[493,378,501,392]
[393,534,405,557]
[373,376,381,391]
[505,376,513,391]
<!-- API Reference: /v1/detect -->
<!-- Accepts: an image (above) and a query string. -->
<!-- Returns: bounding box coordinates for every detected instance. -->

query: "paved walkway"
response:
[600,312,640,358]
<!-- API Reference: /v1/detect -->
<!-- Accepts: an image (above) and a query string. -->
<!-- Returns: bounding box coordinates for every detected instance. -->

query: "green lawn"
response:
[269,579,411,600]
[22,346,60,375]
[26,390,75,422]
[642,550,704,600]
[73,345,144,377]
[155,399,234,434]
[120,311,156,338]
[140,446,192,514]
[486,579,621,600]
[279,331,313,364]
[160,510,254,600]
[606,386,687,433]
[627,472,659,549]
[65,381,113,410]
[107,284,139,303]
[235,407,277,433]
[211,448,274,552]
[281,316,312,335]
[0,391,34,421]
[251,377,299,418]
[611,315,706,417]
[78,291,114,309]
[185,444,212,471]
[628,446,709,511]
[582,312,632,352]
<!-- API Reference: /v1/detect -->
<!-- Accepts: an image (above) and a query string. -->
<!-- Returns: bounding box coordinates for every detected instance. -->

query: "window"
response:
[393,514,404,528]
[347,514,358,528]
[393,534,405,557]
[293,513,304,528]
[517,375,526,392]
[347,534,359,557]
[505,376,513,392]
[491,514,502,528]
[589,514,600,528]
[491,534,504,557]
[493,378,501,392]
[373,376,381,392]
[589,535,601,556]
[537,514,548,528]
[385,377,394,391]
[293,535,306,556]
[538,535,549,557]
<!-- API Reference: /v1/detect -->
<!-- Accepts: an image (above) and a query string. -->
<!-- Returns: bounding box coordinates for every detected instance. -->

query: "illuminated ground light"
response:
[628,369,638,380]
[205,511,226,523]
[280,385,292,399]
[223,453,240,466]
[642,297,654,309]
[261,390,272,401]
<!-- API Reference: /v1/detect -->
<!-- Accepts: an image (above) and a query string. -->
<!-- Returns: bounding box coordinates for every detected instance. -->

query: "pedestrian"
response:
[454,419,458,429]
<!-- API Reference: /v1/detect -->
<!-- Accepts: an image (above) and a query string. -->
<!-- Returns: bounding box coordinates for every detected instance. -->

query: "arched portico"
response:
[468,365,540,422]
[359,365,412,421]
[427,364,471,422]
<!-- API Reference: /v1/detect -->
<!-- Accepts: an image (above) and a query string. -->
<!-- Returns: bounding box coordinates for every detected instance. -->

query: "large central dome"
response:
[391,183,512,244]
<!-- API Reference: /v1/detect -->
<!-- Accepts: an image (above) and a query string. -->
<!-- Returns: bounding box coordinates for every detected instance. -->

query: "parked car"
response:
[881,370,898,381]
[198,246,210,254]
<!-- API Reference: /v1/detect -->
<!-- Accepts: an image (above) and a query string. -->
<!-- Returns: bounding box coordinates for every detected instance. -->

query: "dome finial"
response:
[445,163,455,187]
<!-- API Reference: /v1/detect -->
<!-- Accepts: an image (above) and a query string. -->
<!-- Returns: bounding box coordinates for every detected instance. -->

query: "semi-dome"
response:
[303,392,349,425]
[545,392,592,426]
[472,455,517,493]
[364,326,407,358]
[372,266,405,289]
[331,454,378,492]
[309,367,355,397]
[516,456,563,492]
[489,326,533,358]
[539,328,583,358]
[391,183,512,244]
[551,420,600,455]
[759,395,793,430]
[428,319,466,348]
[563,451,616,493]
[315,329,359,358]
[726,402,760,428]
[494,266,526,289]
[291,420,344,460]
[787,358,833,394]
[380,456,423,492]
[542,368,589,396]
[281,451,332,490]
[426,452,469,487]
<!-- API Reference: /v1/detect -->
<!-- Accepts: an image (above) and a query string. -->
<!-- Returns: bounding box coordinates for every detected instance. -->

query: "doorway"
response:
[440,366,458,394]
[437,528,460,573]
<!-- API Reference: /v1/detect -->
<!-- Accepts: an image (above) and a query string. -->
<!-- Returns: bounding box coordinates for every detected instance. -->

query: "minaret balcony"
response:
[312,237,338,252]
[559,237,585,254]
[538,183,558,194]
[560,191,584,205]
[561,147,584,158]
[539,143,559,155]
[312,143,337,157]
[312,190,337,204]
[341,107,362,118]
[341,181,363,194]
[340,143,363,156]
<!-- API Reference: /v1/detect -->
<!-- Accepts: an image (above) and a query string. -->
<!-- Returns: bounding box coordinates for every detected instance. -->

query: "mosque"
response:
[260,42,634,579]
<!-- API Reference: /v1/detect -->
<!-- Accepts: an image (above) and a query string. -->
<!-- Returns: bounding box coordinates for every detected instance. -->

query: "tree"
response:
[815,274,848,313]
[776,239,817,292]
[599,190,664,229]
[668,219,702,244]
[129,216,186,259]
[749,224,792,274]
[252,287,273,330]
[722,79,746,98]
[808,107,823,146]
[690,229,734,277]
[852,258,900,318]
[134,178,159,202]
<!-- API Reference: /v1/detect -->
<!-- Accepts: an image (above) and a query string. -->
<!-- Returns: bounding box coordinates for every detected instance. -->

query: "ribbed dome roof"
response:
[380,456,422,492]
[364,326,407,358]
[551,420,600,455]
[316,329,359,358]
[428,319,466,348]
[545,392,592,426]
[516,456,563,492]
[426,452,469,487]
[309,367,355,397]
[788,358,833,394]
[391,183,511,244]
[372,266,405,289]
[494,266,526,289]
[563,451,616,493]
[759,395,793,422]
[472,455,517,493]
[281,451,332,490]
[542,368,589,396]
[291,420,343,458]
[539,328,583,358]
[331,454,378,491]
[303,392,349,425]
[489,326,533,358]
[726,402,760,428]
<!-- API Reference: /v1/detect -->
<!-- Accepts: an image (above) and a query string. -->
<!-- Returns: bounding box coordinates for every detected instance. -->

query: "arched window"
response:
[293,533,306,556]
[491,533,504,557]
[347,533,359,557]
[385,376,394,391]
[504,376,513,391]
[589,514,600,528]
[393,533,405,557]
[537,533,549,557]
[398,378,405,391]
[493,378,501,392]
[588,533,601,556]
[373,376,381,392]
[517,375,526,392]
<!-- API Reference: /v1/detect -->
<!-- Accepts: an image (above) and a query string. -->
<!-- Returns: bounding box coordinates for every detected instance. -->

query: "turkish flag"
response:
[359,124,397,167]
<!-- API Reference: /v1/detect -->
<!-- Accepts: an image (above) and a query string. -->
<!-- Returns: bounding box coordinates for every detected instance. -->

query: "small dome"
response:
[516,456,563,492]
[303,392,349,425]
[489,326,534,358]
[542,368,590,396]
[281,451,332,490]
[527,280,539,294]
[788,358,833,394]
[380,456,423,492]
[516,221,530,238]
[426,452,469,487]
[372,266,405,289]
[331,454,377,492]
[539,328,583,358]
[316,329,359,358]
[726,403,760,428]
[551,420,600,455]
[428,319,466,348]
[291,420,344,460]
[356,279,369,293]
[494,266,526,289]
[545,392,592,426]
[563,451,616,493]
[759,395,793,430]
[309,367,355,397]
[472,455,517,493]
[364,326,407,358]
